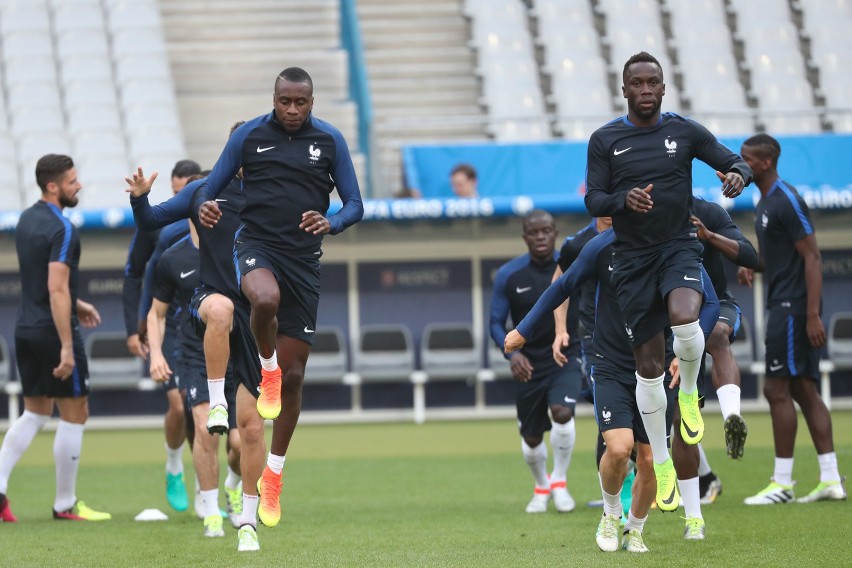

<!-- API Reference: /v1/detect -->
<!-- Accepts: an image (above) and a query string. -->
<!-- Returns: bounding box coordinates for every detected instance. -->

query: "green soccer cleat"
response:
[744,480,795,505]
[653,458,679,512]
[684,516,706,540]
[166,471,189,512]
[620,467,635,518]
[203,513,225,538]
[621,528,649,552]
[724,414,748,459]
[237,524,260,552]
[797,479,847,503]
[678,389,704,445]
[595,513,621,552]
[206,405,229,435]
[54,501,111,521]
[225,482,243,529]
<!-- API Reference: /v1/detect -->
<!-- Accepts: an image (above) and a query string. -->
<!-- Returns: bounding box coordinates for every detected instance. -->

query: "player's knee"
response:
[249,289,280,317]
[763,381,790,404]
[204,299,234,331]
[603,439,632,463]
[551,406,573,424]
[523,435,544,448]
[239,415,264,445]
[706,324,730,355]
[282,367,305,390]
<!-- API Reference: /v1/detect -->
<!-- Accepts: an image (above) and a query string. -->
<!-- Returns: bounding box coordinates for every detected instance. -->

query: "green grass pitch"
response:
[1,410,849,567]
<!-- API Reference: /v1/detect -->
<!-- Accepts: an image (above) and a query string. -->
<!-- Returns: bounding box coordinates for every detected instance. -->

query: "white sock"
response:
[625,512,647,533]
[259,352,278,372]
[601,488,621,518]
[267,453,286,475]
[672,320,705,395]
[549,419,575,483]
[208,378,227,409]
[697,444,712,477]
[225,466,241,490]
[521,440,549,489]
[773,457,794,486]
[678,476,702,519]
[635,372,670,464]
[716,384,741,419]
[53,420,84,512]
[0,410,49,494]
[817,452,841,483]
[240,493,258,528]
[165,442,184,475]
[200,488,220,518]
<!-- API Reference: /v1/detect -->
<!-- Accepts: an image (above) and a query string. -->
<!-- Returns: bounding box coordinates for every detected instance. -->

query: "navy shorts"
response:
[611,239,705,348]
[765,309,820,379]
[516,358,583,438]
[235,240,320,345]
[590,362,675,444]
[16,324,89,398]
[181,351,238,429]
[188,286,261,400]
[717,298,742,342]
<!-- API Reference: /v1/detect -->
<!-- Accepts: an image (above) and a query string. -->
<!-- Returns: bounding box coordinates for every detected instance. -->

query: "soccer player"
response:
[691,197,758,459]
[147,218,238,538]
[121,158,199,512]
[193,67,364,529]
[127,162,268,550]
[0,154,110,522]
[506,228,719,552]
[738,134,846,504]
[490,210,581,514]
[584,51,752,507]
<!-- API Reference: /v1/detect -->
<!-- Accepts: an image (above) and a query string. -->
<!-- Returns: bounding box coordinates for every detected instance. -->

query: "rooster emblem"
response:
[309,144,321,161]
[665,137,677,154]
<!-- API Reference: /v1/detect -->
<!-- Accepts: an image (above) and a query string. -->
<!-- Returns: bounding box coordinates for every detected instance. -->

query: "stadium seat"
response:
[51,4,106,33]
[3,56,58,84]
[0,3,50,35]
[420,322,480,381]
[827,312,852,369]
[61,58,116,88]
[85,331,148,389]
[304,326,348,384]
[352,324,415,382]
[67,104,123,136]
[54,29,110,57]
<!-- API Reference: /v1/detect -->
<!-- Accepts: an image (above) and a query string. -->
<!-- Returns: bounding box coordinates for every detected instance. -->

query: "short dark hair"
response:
[276,67,313,93]
[230,121,246,136]
[522,209,554,231]
[35,154,74,192]
[623,51,663,83]
[450,163,477,181]
[742,133,781,166]
[171,159,202,179]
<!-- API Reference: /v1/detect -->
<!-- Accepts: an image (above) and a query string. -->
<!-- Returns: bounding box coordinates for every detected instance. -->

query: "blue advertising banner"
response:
[5,134,850,230]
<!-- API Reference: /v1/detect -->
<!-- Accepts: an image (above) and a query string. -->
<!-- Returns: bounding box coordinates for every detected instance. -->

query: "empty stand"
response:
[420,322,480,381]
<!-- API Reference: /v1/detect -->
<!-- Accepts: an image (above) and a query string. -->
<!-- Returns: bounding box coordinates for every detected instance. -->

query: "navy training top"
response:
[195,111,363,253]
[585,112,752,257]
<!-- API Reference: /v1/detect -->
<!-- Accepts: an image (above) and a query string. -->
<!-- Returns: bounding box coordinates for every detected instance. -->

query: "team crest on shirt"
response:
[190,387,197,400]
[601,408,612,424]
[665,137,677,156]
[246,257,256,267]
[625,325,633,340]
[309,144,321,161]
[761,212,769,229]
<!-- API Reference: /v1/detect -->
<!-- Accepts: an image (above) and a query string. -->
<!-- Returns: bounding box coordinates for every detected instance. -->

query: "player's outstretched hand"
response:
[125,167,158,198]
[300,211,330,235]
[716,170,745,198]
[198,201,222,228]
[625,184,653,213]
[690,214,713,241]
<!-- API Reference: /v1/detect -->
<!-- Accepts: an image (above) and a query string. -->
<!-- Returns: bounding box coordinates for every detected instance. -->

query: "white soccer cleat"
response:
[550,481,575,513]
[621,528,649,552]
[595,513,621,552]
[797,479,847,503]
[237,524,260,552]
[744,480,795,505]
[525,487,550,513]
